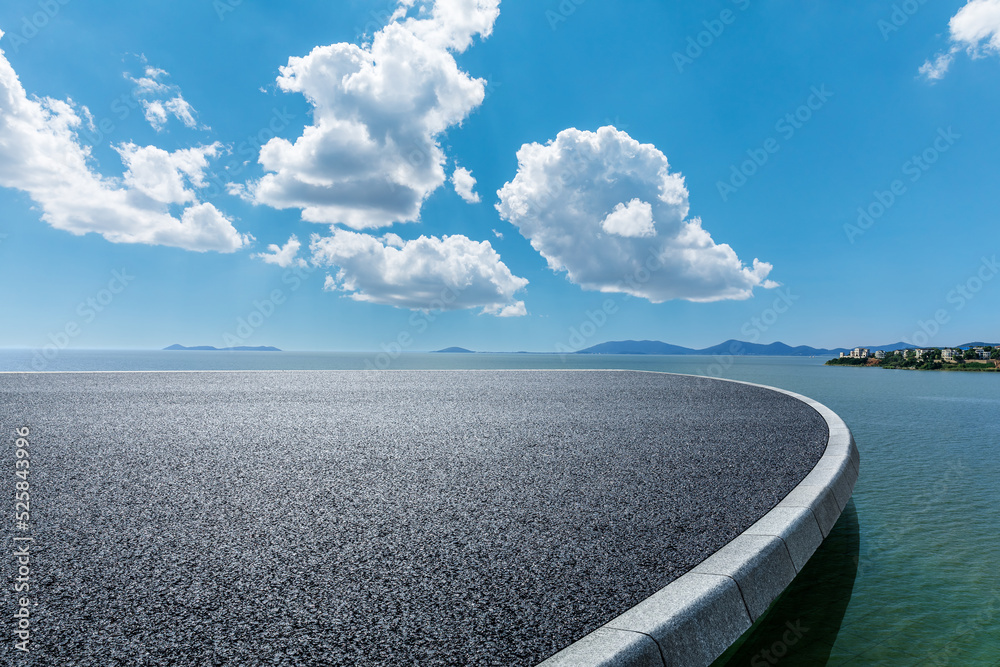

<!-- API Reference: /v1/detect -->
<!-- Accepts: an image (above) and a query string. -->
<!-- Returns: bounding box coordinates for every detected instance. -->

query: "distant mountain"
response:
[575,340,695,355]
[164,344,281,352]
[576,339,848,357]
[696,339,849,357]
[854,342,911,352]
[420,340,996,356]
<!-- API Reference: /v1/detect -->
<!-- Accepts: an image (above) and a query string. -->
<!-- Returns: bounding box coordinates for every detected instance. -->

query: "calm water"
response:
[3,350,999,665]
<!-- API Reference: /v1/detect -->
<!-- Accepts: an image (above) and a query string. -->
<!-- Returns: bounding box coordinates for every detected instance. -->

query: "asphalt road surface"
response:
[0,370,828,666]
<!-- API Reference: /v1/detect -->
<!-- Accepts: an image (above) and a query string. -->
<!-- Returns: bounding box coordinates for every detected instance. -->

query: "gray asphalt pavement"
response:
[0,370,827,666]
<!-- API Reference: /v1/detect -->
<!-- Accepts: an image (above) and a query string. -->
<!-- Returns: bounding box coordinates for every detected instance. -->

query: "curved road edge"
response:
[537,375,861,667]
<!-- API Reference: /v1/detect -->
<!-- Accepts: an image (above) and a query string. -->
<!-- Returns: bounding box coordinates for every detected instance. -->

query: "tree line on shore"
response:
[826,347,999,371]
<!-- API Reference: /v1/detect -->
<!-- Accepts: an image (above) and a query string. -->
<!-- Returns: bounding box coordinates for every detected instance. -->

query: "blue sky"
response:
[1,0,998,353]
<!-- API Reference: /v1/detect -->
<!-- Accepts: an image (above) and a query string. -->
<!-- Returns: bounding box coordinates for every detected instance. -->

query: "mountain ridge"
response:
[576,339,849,356]
[430,340,999,356]
[164,344,281,352]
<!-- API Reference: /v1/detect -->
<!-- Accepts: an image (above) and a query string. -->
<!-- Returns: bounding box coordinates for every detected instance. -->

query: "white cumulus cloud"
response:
[601,198,656,238]
[496,126,777,303]
[243,0,499,228]
[253,235,307,268]
[0,39,248,252]
[921,0,1000,79]
[117,142,222,205]
[310,228,527,315]
[496,301,526,317]
[452,165,481,203]
[952,0,1000,51]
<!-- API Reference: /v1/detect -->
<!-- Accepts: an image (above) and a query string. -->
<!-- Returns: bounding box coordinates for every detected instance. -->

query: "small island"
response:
[164,344,282,352]
[827,346,999,371]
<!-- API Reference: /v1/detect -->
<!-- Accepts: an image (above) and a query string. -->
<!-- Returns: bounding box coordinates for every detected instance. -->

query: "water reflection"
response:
[713,500,860,666]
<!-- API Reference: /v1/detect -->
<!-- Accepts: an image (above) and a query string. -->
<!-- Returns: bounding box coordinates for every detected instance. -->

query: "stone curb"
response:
[537,375,859,667]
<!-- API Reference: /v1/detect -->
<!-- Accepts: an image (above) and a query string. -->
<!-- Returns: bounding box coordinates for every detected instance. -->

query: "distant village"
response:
[828,345,999,370]
[841,346,996,361]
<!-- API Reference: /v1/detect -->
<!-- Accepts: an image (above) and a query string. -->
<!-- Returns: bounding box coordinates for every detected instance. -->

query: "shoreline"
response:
[826,360,999,372]
[827,346,999,372]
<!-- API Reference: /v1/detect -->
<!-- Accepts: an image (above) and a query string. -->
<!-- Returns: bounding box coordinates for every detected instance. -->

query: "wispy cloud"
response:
[127,64,205,131]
